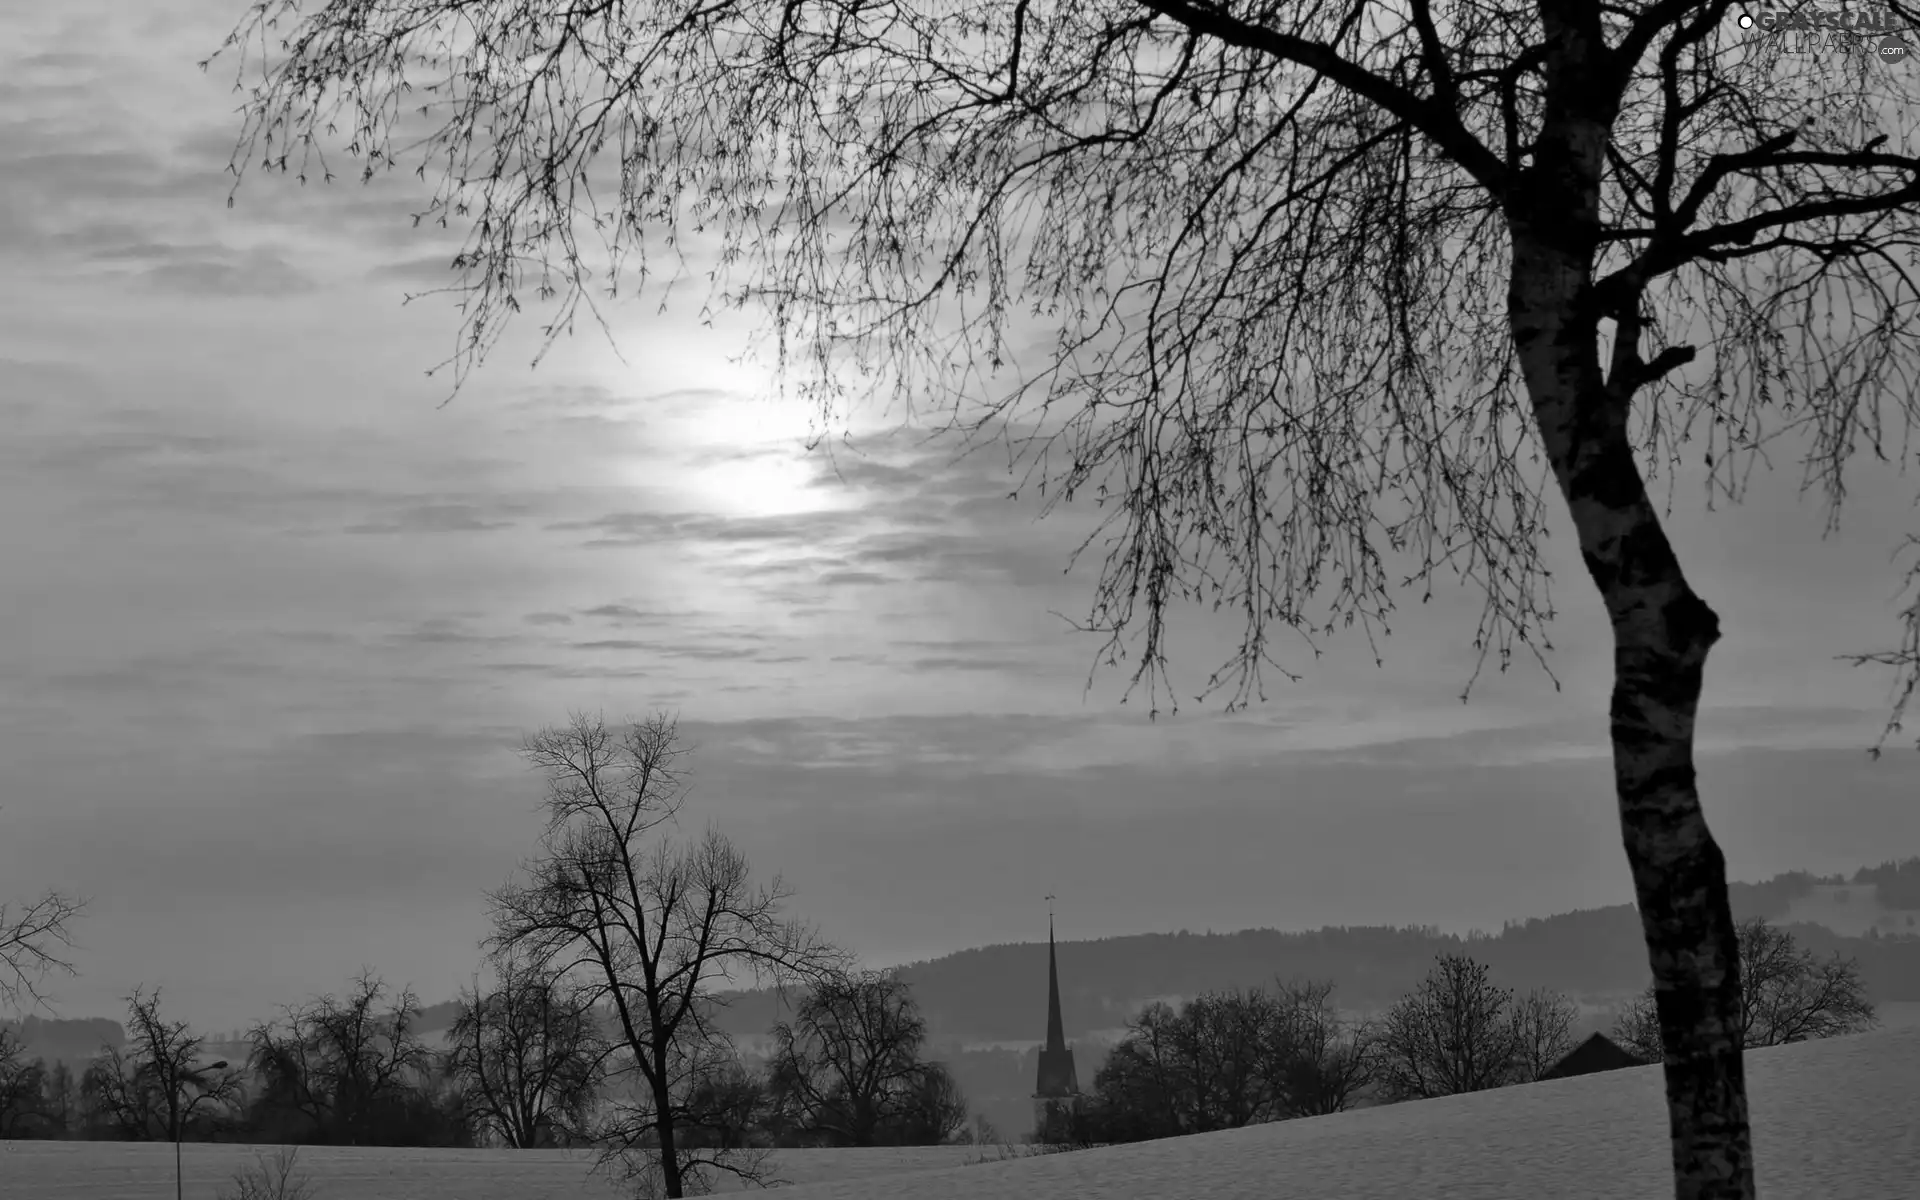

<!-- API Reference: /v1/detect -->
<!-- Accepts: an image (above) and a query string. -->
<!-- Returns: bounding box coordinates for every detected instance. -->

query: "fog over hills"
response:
[15,858,1919,1060]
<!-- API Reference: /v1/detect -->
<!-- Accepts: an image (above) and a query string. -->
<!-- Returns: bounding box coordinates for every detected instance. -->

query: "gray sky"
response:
[4,0,1918,1035]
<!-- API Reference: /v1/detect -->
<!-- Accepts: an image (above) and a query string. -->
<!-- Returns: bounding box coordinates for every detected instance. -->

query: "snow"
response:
[771,1025,1920,1200]
[4,1027,1912,1199]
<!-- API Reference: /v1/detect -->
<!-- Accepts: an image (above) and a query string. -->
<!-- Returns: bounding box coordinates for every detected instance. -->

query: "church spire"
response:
[1034,895,1079,1100]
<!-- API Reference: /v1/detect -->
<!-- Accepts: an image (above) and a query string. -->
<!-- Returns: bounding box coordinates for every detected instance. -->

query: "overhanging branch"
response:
[1131,0,1507,188]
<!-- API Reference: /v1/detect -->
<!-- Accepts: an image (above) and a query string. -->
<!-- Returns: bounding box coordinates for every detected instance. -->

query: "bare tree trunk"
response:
[653,1071,684,1199]
[1512,223,1753,1199]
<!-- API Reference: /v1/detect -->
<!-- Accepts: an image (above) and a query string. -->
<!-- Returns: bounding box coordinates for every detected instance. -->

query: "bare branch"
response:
[0,890,87,1013]
[1837,534,1920,756]
[486,712,847,1194]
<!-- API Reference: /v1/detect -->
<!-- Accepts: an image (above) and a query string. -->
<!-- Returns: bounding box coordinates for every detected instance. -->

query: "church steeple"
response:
[1034,896,1079,1113]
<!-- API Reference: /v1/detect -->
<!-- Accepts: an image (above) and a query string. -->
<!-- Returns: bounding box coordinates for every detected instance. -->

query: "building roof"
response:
[1539,1032,1650,1081]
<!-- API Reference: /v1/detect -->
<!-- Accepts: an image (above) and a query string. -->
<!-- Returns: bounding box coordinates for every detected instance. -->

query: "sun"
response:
[692,449,827,518]
[669,395,848,518]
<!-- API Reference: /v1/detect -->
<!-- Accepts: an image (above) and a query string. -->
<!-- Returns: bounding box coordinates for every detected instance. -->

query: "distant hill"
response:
[682,857,1920,1045]
[21,858,1920,1067]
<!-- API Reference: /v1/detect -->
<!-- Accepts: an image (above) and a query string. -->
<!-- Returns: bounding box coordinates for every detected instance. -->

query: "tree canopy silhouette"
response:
[208,3,1920,1197]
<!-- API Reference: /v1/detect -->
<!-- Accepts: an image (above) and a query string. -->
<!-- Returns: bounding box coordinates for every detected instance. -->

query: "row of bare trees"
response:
[2,713,967,1198]
[2,714,968,1198]
[1067,958,1573,1144]
[0,976,472,1146]
[1611,918,1879,1060]
[1077,978,1378,1142]
[1067,928,1876,1147]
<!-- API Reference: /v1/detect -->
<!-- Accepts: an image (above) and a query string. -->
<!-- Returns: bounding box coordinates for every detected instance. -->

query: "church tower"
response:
[1031,898,1080,1143]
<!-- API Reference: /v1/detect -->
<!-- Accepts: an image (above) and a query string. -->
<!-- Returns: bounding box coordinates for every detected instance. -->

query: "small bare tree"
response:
[1267,979,1377,1117]
[1735,918,1878,1047]
[486,711,848,1199]
[43,1060,78,1137]
[1376,955,1522,1100]
[0,1026,50,1136]
[1614,918,1877,1059]
[248,970,436,1145]
[218,1145,318,1200]
[81,990,239,1143]
[1111,999,1205,1140]
[1507,987,1581,1083]
[769,969,957,1146]
[1175,988,1285,1130]
[123,988,243,1145]
[82,1043,161,1140]
[680,1058,771,1150]
[447,953,606,1148]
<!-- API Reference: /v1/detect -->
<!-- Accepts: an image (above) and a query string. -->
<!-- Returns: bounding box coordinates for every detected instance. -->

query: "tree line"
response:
[0,715,974,1198]
[696,866,1920,1047]
[1052,917,1876,1148]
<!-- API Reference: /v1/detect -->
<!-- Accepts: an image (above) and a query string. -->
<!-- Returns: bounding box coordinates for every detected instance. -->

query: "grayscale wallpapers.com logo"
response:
[1736,4,1914,60]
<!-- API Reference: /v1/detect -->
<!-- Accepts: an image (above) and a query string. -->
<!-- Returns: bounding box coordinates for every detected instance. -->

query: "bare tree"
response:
[447,953,607,1148]
[769,969,960,1146]
[1267,979,1377,1117]
[1377,955,1521,1100]
[1734,918,1878,1046]
[82,1043,162,1140]
[1175,988,1285,1130]
[43,1060,78,1137]
[0,1025,50,1136]
[1614,918,1877,1059]
[1612,985,1665,1064]
[897,1059,969,1145]
[76,989,241,1153]
[1083,1000,1195,1142]
[1507,987,1581,1083]
[485,711,847,1198]
[210,4,1920,1196]
[248,970,437,1145]
[680,1058,771,1150]
[123,988,242,1147]
[221,1146,319,1200]
[1084,982,1372,1139]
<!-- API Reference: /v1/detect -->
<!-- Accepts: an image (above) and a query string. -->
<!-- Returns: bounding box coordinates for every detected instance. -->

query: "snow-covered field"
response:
[772,1026,1920,1200]
[5,1026,1915,1199]
[0,1141,983,1198]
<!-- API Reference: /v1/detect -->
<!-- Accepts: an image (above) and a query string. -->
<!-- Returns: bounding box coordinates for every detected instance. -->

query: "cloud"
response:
[570,638,795,664]
[909,656,1034,673]
[480,660,688,681]
[579,604,704,626]
[386,619,523,648]
[137,249,317,298]
[556,508,870,551]
[344,502,523,535]
[524,612,573,626]
[365,254,466,288]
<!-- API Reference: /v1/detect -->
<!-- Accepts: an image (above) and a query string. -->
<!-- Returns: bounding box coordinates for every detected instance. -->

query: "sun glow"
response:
[662,394,849,518]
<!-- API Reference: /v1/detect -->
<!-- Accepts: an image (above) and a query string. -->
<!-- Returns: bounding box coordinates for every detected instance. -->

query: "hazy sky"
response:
[4,0,1918,1035]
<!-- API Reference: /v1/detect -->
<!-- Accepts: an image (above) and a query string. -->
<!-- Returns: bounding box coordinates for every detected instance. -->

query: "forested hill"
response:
[22,861,1920,1056]
[693,859,1920,1043]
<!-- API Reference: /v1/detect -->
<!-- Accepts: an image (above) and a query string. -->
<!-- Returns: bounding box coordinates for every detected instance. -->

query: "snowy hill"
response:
[766,1026,1919,1200]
